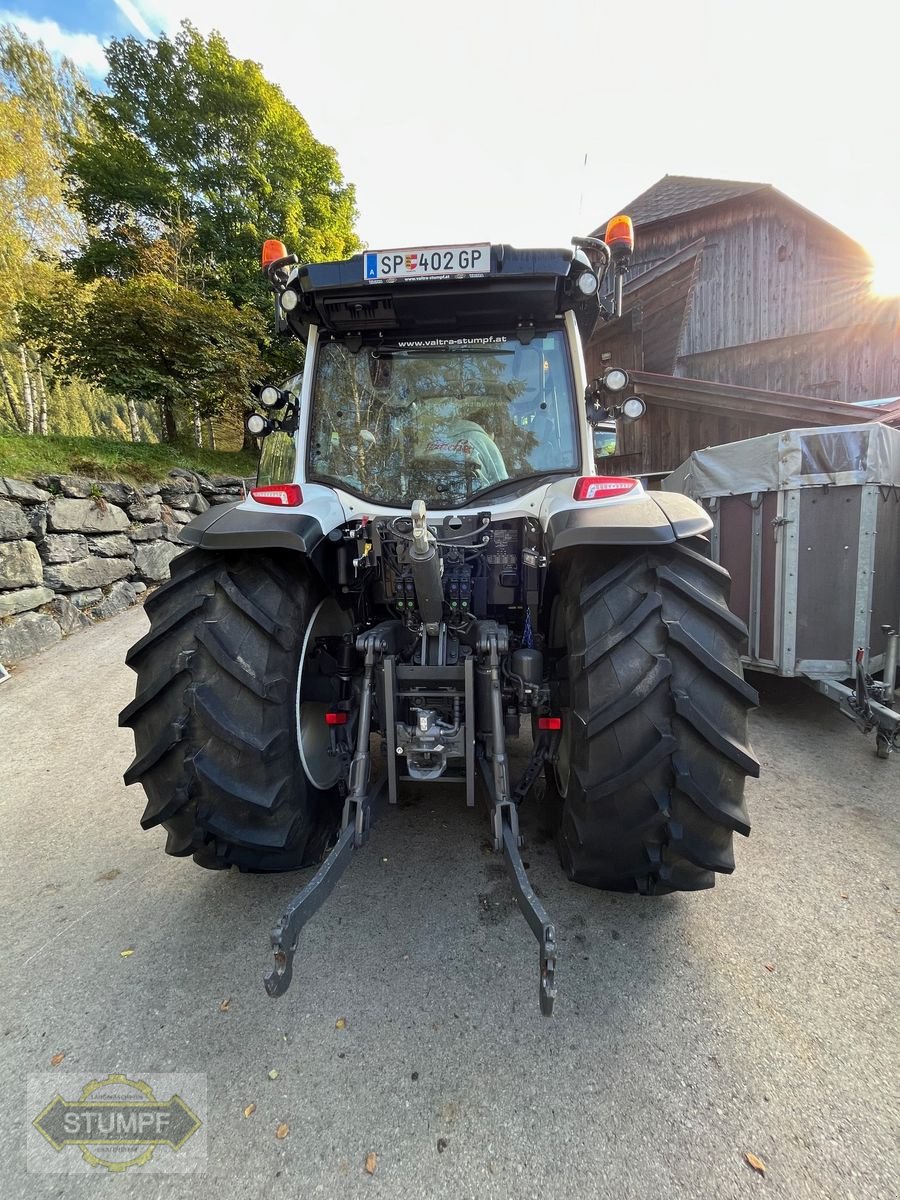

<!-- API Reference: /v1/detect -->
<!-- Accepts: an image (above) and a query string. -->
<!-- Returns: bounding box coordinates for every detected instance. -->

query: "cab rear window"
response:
[306,330,579,506]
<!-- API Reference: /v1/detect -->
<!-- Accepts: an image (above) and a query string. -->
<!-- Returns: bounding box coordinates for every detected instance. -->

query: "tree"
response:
[0,26,92,432]
[35,273,266,444]
[67,21,359,312]
[0,26,91,155]
[0,26,89,263]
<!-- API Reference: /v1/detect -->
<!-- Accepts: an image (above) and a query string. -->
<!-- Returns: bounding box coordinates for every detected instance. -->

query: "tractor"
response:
[121,218,758,1014]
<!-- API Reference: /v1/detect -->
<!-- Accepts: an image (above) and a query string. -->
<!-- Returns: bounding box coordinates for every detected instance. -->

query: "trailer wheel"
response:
[120,550,342,871]
[549,541,759,894]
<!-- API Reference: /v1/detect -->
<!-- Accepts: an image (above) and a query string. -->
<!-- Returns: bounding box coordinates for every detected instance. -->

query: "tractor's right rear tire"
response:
[550,540,759,895]
[120,549,342,871]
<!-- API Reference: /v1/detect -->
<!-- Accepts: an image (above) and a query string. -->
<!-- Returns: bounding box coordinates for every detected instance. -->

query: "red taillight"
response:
[325,711,348,726]
[573,476,638,501]
[250,484,302,507]
[538,716,562,731]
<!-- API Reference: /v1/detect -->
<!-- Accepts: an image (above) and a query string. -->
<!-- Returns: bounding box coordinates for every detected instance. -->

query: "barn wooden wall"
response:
[593,194,900,409]
[604,404,783,477]
[618,196,871,354]
[677,320,900,403]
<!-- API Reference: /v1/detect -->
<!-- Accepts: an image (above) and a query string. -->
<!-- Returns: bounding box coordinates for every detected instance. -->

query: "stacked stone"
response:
[0,470,248,664]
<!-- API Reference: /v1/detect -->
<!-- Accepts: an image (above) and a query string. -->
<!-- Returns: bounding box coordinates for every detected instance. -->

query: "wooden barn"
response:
[585,175,900,476]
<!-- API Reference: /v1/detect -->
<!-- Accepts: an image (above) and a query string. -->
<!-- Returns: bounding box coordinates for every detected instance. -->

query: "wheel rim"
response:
[554,723,572,797]
[296,597,351,790]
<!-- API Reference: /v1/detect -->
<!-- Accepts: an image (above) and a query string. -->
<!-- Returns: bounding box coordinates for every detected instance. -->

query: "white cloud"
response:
[113,0,156,39]
[0,13,107,76]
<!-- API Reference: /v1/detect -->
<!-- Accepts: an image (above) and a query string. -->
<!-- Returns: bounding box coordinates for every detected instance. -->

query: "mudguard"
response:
[543,489,711,554]
[178,502,327,555]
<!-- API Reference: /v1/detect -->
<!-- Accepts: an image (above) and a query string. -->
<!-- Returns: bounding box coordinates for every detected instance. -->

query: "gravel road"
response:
[1,605,897,1199]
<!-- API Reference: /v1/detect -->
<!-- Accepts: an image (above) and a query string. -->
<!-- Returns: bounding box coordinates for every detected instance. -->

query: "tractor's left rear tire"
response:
[120,549,342,871]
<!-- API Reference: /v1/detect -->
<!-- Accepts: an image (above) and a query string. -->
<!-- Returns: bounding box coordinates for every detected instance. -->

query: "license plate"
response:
[363,243,490,283]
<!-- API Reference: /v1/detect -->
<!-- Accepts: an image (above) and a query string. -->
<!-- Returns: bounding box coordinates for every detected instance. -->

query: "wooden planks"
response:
[677,320,900,403]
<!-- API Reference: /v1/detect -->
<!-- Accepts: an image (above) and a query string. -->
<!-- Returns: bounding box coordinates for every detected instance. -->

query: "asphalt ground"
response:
[1,605,897,1199]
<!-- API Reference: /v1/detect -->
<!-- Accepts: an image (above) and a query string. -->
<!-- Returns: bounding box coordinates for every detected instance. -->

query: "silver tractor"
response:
[121,218,758,1014]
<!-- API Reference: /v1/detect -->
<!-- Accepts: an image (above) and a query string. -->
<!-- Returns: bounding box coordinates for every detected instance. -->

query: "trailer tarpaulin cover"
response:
[662,423,900,499]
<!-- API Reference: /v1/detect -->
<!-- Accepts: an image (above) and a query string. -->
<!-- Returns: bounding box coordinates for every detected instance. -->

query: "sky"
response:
[3,0,900,291]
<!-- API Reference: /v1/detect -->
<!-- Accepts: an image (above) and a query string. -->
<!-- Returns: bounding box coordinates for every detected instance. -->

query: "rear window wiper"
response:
[470,470,573,504]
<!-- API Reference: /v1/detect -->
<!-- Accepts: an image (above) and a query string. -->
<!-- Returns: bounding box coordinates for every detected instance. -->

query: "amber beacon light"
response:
[261,239,289,268]
[605,215,634,255]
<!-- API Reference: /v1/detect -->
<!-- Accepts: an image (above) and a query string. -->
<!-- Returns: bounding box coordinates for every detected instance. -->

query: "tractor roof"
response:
[282,245,600,340]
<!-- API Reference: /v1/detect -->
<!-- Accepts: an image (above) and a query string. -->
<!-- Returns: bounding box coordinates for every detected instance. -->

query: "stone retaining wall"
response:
[0,469,248,665]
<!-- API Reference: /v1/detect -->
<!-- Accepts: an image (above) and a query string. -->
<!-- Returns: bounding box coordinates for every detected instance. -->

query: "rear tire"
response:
[550,540,759,894]
[120,549,341,871]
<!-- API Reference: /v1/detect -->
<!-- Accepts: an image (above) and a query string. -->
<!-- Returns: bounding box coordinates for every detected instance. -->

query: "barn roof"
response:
[606,175,768,229]
[591,174,868,257]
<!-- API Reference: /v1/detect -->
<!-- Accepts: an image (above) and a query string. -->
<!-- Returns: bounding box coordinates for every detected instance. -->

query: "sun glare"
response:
[869,246,900,297]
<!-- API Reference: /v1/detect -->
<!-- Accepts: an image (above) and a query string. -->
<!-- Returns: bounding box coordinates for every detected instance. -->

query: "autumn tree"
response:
[0,25,91,434]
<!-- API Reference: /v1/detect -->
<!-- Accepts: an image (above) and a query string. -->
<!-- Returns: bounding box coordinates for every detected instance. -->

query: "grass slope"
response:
[0,435,259,486]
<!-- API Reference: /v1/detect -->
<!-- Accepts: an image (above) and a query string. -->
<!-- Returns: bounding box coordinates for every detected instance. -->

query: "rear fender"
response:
[177,485,348,574]
[540,480,710,554]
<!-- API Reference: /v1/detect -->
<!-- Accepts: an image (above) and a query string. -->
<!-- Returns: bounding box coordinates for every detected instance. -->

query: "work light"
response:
[576,271,598,296]
[603,367,629,392]
[621,396,646,421]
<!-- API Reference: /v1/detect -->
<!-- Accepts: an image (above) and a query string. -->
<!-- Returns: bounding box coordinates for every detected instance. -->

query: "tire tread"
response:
[553,544,757,894]
[120,548,338,871]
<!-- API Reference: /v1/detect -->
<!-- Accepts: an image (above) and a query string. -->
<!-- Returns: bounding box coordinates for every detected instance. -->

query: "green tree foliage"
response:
[27,272,266,444]
[42,377,157,441]
[68,21,360,310]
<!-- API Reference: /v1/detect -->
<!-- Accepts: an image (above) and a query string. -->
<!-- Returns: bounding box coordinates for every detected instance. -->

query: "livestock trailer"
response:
[664,423,900,756]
